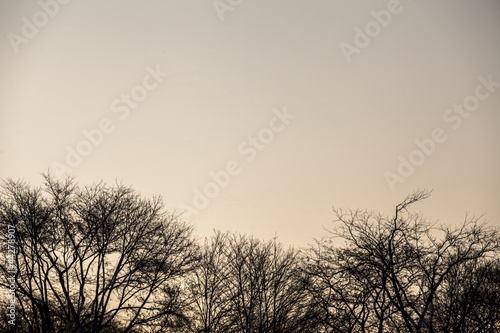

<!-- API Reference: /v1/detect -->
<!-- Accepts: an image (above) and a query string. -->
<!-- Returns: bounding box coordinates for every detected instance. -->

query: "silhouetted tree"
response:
[188,232,318,333]
[303,190,500,332]
[433,258,500,332]
[224,234,310,332]
[3,178,499,333]
[0,175,197,333]
[187,231,232,333]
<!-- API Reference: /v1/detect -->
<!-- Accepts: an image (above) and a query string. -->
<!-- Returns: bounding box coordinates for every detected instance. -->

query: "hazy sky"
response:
[1,0,499,246]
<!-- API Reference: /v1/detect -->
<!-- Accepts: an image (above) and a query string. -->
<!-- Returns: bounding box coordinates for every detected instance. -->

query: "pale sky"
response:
[1,0,499,246]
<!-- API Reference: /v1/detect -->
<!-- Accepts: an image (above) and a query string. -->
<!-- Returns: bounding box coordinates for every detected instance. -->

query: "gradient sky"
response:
[1,0,499,246]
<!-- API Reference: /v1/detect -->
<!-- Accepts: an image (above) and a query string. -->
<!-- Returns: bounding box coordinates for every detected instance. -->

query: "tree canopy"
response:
[1,178,499,332]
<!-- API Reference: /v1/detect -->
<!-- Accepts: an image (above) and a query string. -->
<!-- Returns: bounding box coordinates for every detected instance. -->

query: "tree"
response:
[224,234,308,332]
[187,231,232,333]
[0,175,198,333]
[303,190,500,332]
[433,258,500,332]
[3,177,498,332]
[187,232,318,333]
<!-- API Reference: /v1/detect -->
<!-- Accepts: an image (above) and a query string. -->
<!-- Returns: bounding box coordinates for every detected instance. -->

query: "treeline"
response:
[0,176,499,332]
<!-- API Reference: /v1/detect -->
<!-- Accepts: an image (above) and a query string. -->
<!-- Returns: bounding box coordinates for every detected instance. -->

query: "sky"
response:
[1,0,499,246]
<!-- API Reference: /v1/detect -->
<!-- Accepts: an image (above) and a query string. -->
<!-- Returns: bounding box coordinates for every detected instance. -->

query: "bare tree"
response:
[433,258,500,332]
[0,175,198,333]
[3,177,497,333]
[187,231,232,333]
[302,239,379,332]
[303,191,500,333]
[223,233,315,333]
[187,232,318,333]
